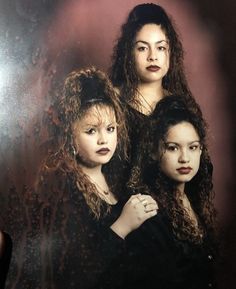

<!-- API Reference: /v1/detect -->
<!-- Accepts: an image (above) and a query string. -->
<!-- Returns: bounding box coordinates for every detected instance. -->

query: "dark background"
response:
[0,0,235,288]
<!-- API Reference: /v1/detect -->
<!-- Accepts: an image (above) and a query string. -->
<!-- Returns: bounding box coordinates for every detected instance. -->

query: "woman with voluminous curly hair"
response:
[109,3,204,186]
[7,67,158,289]
[125,95,218,289]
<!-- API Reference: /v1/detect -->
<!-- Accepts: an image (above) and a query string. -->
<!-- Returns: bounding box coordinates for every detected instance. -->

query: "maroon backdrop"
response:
[0,0,235,288]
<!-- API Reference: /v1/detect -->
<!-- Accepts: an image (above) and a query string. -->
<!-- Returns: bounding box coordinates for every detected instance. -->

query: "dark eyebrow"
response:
[135,40,168,45]
[164,142,179,145]
[165,141,200,145]
[84,124,98,128]
[82,121,117,128]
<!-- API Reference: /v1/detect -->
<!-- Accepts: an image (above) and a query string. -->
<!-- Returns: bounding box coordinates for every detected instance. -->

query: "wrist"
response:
[110,218,131,239]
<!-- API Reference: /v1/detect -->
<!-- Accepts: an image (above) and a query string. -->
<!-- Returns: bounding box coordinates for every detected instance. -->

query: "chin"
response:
[97,157,112,165]
[178,176,193,183]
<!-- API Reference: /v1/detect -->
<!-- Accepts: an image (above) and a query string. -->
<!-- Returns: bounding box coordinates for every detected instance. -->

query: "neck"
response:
[134,82,165,115]
[79,164,103,179]
[78,163,117,204]
[176,183,185,195]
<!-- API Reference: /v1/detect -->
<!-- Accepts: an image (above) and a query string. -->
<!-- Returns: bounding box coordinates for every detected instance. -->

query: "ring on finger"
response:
[142,199,148,205]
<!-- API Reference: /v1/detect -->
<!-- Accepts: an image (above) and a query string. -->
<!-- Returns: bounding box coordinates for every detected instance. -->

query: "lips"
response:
[146,65,160,72]
[176,167,192,174]
[96,148,110,155]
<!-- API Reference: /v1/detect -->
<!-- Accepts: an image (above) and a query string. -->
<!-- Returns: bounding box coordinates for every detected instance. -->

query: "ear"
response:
[150,151,159,161]
[151,142,164,161]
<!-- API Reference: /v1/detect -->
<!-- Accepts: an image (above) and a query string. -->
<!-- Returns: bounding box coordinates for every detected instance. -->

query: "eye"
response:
[165,144,178,151]
[189,144,200,151]
[107,126,116,133]
[157,46,166,51]
[137,46,148,52]
[85,128,96,135]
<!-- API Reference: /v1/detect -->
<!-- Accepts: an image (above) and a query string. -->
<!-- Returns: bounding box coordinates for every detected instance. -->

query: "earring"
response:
[71,145,77,156]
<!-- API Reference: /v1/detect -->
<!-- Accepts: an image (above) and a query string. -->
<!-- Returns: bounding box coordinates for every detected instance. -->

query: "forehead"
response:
[166,122,199,141]
[75,105,116,127]
[135,23,167,41]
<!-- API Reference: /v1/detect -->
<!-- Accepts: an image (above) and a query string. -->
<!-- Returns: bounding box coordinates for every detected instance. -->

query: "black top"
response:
[115,103,152,190]
[5,177,125,289]
[125,212,217,289]
[114,103,217,289]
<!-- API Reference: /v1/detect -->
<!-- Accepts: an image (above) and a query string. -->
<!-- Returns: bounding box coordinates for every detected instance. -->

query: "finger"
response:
[129,194,141,200]
[130,197,140,205]
[139,195,156,204]
[144,204,159,212]
[137,194,148,201]
[143,196,158,207]
[147,200,159,209]
[127,194,140,203]
[140,197,158,208]
[144,210,158,220]
[136,194,145,202]
[141,199,148,206]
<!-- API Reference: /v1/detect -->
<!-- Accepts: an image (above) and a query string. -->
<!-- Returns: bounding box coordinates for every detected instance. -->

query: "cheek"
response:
[112,134,118,148]
[163,53,170,69]
[160,155,172,171]
[193,153,201,172]
[196,155,201,169]
[75,135,90,151]
[134,52,145,67]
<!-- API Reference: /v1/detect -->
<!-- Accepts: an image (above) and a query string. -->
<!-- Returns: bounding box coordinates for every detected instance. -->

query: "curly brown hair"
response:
[109,3,201,114]
[128,95,217,245]
[38,67,128,219]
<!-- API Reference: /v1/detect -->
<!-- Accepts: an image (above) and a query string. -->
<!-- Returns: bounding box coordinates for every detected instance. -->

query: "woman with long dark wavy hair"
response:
[109,3,203,185]
[125,95,218,289]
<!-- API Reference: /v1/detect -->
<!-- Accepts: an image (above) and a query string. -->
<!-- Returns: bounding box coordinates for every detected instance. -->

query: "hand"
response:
[110,194,158,239]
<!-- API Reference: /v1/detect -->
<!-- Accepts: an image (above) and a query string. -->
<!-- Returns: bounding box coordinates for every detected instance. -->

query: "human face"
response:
[72,105,117,168]
[159,122,202,191]
[133,24,170,84]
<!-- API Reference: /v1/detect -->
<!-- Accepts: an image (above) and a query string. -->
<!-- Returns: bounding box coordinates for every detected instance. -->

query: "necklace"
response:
[94,181,110,195]
[87,175,110,195]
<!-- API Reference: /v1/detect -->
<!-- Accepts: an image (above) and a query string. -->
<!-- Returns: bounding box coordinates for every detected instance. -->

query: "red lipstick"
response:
[176,167,192,174]
[96,148,110,155]
[146,65,160,72]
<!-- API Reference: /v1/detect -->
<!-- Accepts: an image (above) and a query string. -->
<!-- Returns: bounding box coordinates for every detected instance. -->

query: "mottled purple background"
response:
[0,0,235,287]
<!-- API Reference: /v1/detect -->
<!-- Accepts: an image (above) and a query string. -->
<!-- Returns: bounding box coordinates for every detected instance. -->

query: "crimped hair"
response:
[38,67,128,219]
[109,3,201,114]
[128,95,217,245]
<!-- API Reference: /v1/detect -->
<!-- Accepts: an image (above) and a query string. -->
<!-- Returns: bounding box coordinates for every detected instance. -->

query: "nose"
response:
[178,149,190,163]
[147,47,157,61]
[97,131,108,145]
